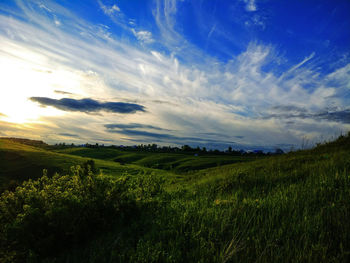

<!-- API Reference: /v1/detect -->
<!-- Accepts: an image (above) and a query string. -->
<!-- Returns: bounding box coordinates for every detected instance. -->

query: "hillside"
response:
[0,134,349,262]
[54,147,257,173]
[0,138,172,192]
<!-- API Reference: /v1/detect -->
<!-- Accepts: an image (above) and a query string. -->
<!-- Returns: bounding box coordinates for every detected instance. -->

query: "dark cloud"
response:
[54,90,74,95]
[198,132,244,139]
[105,123,245,145]
[315,110,350,123]
[105,123,242,145]
[106,124,194,141]
[264,105,350,124]
[106,128,235,144]
[105,123,169,131]
[198,132,229,138]
[108,128,176,140]
[96,138,115,142]
[182,136,235,144]
[274,143,295,148]
[271,105,306,113]
[58,133,79,137]
[29,97,145,114]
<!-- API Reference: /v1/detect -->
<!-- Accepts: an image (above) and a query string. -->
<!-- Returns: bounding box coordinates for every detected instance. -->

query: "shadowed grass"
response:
[1,134,349,262]
[55,147,256,173]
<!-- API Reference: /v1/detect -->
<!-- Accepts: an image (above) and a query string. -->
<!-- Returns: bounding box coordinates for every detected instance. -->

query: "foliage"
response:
[0,161,135,262]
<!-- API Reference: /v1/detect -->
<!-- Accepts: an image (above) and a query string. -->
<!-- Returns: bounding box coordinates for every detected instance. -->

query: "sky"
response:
[0,0,349,151]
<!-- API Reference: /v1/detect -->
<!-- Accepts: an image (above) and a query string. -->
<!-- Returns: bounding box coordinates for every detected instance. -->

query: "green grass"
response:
[1,134,350,262]
[54,147,256,173]
[0,139,171,192]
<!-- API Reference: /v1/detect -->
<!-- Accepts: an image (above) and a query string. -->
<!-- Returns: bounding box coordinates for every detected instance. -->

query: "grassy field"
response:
[0,135,349,262]
[54,147,257,173]
[0,139,172,192]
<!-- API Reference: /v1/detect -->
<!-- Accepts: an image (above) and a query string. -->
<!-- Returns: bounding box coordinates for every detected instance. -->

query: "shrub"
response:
[128,172,165,200]
[0,164,135,262]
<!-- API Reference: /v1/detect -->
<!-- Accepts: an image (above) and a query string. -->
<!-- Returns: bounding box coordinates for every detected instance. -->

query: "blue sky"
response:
[0,0,349,150]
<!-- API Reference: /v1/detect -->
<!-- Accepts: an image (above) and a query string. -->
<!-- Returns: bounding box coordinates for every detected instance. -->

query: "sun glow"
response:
[0,44,83,124]
[0,58,60,123]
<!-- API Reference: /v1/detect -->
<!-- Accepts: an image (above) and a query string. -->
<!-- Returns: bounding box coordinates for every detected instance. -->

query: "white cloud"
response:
[0,0,349,149]
[244,0,257,12]
[128,19,136,26]
[279,52,315,81]
[38,3,52,13]
[245,14,265,29]
[99,2,120,16]
[132,29,154,44]
[54,18,61,26]
[207,24,217,39]
[153,0,182,46]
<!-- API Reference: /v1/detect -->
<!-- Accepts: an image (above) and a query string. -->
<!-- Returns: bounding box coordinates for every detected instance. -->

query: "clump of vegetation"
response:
[0,161,136,262]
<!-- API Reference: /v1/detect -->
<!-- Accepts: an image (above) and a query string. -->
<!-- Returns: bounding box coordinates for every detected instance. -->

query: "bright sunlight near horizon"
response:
[0,44,84,123]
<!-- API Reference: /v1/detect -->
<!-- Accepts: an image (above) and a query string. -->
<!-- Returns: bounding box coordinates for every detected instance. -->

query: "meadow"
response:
[0,134,349,262]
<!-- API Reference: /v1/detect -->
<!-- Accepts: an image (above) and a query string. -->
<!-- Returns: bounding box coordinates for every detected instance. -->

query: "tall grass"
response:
[1,134,349,262]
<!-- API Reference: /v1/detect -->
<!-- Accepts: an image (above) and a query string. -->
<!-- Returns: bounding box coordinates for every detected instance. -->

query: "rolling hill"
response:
[54,147,257,173]
[0,138,172,192]
[0,134,349,262]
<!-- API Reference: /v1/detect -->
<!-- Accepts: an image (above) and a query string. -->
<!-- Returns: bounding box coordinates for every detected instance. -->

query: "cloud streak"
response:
[106,127,236,146]
[263,107,350,124]
[104,122,239,146]
[54,90,74,95]
[30,97,145,114]
[58,133,79,137]
[105,123,170,131]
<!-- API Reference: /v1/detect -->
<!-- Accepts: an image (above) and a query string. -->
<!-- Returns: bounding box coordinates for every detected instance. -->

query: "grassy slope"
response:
[1,135,350,262]
[0,139,171,191]
[56,135,350,263]
[54,147,256,173]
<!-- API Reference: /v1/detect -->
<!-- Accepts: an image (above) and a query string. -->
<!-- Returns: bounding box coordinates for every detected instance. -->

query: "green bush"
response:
[128,172,165,200]
[0,163,135,262]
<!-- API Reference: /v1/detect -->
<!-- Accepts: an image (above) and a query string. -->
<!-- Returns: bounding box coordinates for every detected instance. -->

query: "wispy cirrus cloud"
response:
[98,1,120,16]
[0,0,349,150]
[132,29,154,44]
[97,0,154,46]
[153,0,180,45]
